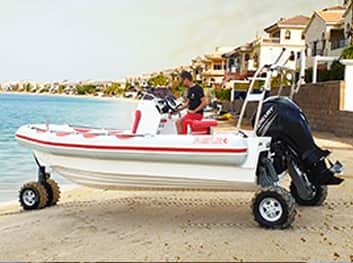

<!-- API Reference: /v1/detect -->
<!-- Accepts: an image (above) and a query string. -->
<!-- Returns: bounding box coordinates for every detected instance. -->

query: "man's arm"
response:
[177,98,189,112]
[188,97,208,114]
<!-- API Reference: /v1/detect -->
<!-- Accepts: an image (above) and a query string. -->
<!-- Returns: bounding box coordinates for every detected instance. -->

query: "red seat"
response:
[182,120,218,135]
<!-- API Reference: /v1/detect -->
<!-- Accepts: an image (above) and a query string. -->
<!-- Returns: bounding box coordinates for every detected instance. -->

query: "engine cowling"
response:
[255,96,343,186]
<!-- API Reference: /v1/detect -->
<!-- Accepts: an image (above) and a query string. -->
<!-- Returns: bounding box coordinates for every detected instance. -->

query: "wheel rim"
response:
[259,197,283,222]
[22,189,37,207]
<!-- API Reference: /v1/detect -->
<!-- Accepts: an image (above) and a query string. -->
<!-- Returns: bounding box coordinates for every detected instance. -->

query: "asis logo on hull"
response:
[193,137,228,144]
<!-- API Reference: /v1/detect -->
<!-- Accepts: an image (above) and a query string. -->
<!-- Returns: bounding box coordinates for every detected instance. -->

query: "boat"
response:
[16,123,265,191]
[15,49,344,229]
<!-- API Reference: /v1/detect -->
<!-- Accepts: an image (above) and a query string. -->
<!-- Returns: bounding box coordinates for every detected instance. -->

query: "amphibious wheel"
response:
[19,182,48,210]
[43,178,61,207]
[290,182,328,206]
[252,186,296,229]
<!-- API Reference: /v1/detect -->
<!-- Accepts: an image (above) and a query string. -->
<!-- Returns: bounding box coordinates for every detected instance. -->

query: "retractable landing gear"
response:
[19,156,61,210]
[251,155,296,229]
[252,186,296,229]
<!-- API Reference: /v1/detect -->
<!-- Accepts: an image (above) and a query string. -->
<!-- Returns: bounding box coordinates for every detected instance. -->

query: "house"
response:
[343,1,353,46]
[304,6,346,68]
[191,47,233,87]
[223,15,309,82]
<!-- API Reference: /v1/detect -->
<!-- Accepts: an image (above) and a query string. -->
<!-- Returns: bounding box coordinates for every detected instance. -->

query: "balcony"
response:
[262,37,281,44]
[331,39,347,50]
[202,69,226,77]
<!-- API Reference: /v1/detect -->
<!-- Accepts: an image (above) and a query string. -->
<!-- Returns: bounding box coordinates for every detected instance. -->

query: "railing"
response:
[202,69,226,76]
[262,37,281,44]
[331,39,347,50]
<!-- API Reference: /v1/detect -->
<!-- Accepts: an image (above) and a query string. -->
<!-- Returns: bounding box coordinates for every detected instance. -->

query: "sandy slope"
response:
[0,131,352,262]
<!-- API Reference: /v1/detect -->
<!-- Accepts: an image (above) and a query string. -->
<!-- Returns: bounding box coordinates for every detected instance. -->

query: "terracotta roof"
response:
[222,41,255,58]
[278,15,310,26]
[264,15,310,33]
[316,6,345,23]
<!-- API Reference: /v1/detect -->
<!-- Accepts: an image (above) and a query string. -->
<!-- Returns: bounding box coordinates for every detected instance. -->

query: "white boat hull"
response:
[35,151,259,191]
[16,124,272,191]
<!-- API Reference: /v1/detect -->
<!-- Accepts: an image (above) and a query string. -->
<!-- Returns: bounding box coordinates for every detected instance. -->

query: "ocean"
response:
[0,93,137,203]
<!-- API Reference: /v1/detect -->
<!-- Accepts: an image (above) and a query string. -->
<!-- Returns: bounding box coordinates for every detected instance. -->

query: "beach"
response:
[0,129,352,262]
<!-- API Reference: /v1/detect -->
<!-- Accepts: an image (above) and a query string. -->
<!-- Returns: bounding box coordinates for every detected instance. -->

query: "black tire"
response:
[19,182,48,210]
[252,186,296,229]
[43,179,61,207]
[290,182,328,206]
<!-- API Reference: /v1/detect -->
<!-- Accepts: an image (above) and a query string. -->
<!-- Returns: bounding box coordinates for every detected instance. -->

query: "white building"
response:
[223,15,309,81]
[192,47,233,87]
[304,6,346,68]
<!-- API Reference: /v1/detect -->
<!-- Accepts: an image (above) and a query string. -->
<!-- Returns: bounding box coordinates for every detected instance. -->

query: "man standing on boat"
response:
[175,71,208,134]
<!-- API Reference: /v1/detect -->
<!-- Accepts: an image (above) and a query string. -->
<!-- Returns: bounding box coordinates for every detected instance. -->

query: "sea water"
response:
[0,93,136,203]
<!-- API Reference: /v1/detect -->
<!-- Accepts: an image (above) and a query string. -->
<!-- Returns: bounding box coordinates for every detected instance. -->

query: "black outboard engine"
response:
[255,96,343,188]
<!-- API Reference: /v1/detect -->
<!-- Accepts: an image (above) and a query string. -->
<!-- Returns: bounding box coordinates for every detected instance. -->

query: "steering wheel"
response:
[165,96,181,113]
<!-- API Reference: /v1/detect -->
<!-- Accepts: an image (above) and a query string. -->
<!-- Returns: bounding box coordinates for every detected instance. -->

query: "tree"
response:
[76,85,97,95]
[104,83,122,96]
[148,74,169,86]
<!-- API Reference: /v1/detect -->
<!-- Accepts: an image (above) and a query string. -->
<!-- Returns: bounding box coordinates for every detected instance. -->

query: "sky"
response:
[0,0,341,82]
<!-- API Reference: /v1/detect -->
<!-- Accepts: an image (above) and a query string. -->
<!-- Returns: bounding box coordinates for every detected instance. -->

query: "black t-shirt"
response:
[187,85,205,114]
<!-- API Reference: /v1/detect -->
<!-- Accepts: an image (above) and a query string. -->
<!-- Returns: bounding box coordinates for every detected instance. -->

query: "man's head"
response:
[180,71,193,87]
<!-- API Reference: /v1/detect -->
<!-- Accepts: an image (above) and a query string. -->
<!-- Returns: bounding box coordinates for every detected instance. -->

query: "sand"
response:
[0,129,352,262]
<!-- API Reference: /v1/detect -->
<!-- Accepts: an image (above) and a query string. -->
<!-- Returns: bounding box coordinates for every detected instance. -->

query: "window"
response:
[312,41,318,56]
[347,23,351,38]
[321,39,326,55]
[213,64,222,70]
[227,59,234,71]
[244,54,250,61]
[285,30,291,40]
[253,54,259,68]
[301,32,305,40]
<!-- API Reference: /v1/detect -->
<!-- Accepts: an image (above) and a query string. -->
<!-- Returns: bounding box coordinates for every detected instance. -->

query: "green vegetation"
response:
[305,60,345,83]
[76,85,97,95]
[25,83,31,92]
[171,84,186,97]
[340,45,353,59]
[329,60,345,80]
[58,85,64,94]
[303,45,353,82]
[215,88,231,101]
[232,80,265,91]
[271,76,291,88]
[39,87,49,93]
[104,83,123,96]
[148,74,169,86]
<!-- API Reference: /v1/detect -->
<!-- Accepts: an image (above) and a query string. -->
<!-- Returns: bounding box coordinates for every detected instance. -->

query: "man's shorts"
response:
[181,113,203,134]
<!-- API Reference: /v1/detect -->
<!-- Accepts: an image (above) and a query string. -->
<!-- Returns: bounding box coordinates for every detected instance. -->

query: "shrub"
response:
[39,87,49,93]
[305,60,345,83]
[25,83,31,92]
[76,85,97,95]
[329,60,344,80]
[215,89,231,101]
[340,45,353,59]
[271,76,291,88]
[58,85,64,94]
[148,74,169,86]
